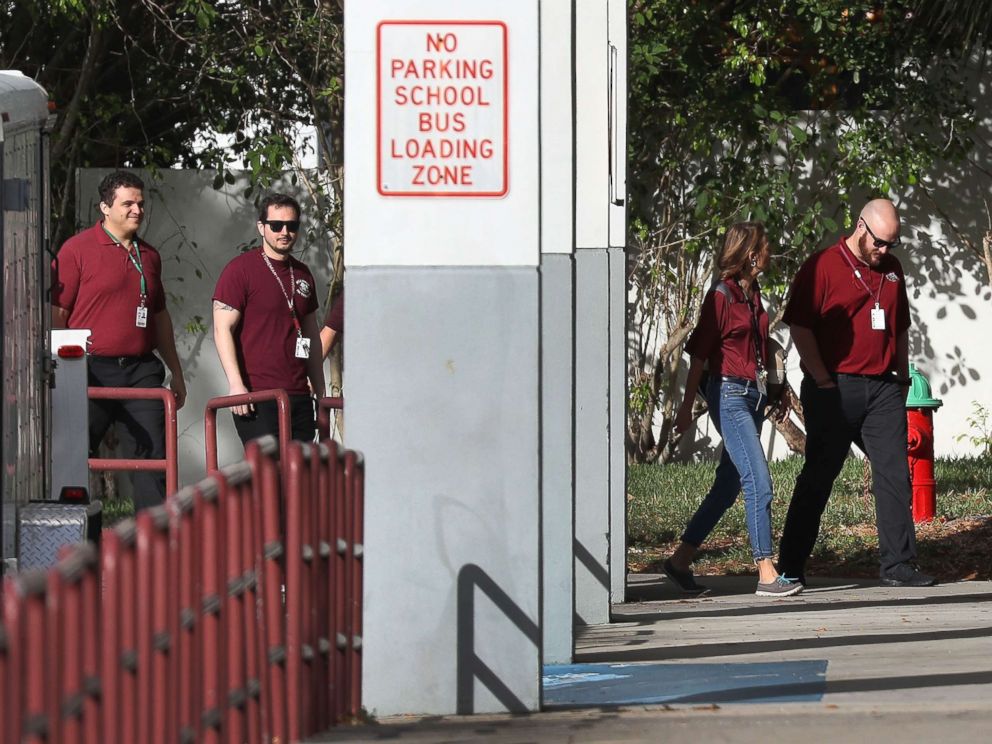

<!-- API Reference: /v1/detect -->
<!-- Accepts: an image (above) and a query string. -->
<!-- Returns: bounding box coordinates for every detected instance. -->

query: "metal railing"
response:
[0,434,365,742]
[87,386,179,498]
[204,388,292,472]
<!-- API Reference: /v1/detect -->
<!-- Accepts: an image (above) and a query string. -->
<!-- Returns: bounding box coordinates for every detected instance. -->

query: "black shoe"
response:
[880,564,936,587]
[663,558,709,595]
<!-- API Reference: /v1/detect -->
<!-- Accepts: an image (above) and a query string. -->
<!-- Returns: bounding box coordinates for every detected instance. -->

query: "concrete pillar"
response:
[609,246,628,603]
[573,0,627,625]
[607,0,629,607]
[346,0,542,715]
[539,0,575,666]
[574,249,611,625]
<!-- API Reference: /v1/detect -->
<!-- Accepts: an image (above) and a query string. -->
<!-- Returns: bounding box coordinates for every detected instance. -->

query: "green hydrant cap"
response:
[906,363,943,409]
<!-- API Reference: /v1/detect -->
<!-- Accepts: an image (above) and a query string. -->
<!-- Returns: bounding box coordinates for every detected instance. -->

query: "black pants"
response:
[88,354,166,512]
[232,394,316,448]
[779,374,917,575]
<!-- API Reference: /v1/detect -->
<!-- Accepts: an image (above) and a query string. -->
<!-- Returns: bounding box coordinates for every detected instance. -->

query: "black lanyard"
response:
[735,280,765,372]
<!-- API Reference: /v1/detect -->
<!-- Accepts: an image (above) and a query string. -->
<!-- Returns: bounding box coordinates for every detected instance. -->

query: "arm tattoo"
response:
[213,300,235,311]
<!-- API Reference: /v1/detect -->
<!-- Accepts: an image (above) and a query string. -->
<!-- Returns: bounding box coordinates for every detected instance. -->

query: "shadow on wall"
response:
[456,563,540,714]
[900,70,992,400]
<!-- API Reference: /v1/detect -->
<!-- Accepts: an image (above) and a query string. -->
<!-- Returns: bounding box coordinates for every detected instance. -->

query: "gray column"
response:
[540,253,575,663]
[573,249,611,625]
[608,247,627,603]
[351,267,541,716]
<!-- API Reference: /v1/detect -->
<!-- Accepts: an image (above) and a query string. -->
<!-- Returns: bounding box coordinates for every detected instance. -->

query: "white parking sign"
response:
[377,21,508,197]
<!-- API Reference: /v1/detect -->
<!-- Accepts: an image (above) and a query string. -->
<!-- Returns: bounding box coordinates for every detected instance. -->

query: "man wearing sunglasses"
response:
[212,193,325,447]
[777,198,935,588]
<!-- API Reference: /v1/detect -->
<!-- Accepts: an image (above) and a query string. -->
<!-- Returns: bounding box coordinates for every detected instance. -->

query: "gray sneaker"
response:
[756,575,804,597]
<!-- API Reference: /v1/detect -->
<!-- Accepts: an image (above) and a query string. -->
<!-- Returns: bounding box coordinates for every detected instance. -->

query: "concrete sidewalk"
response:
[312,574,992,742]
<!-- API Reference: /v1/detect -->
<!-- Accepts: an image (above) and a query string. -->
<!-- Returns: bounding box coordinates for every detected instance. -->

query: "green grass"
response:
[100,494,136,526]
[629,454,992,579]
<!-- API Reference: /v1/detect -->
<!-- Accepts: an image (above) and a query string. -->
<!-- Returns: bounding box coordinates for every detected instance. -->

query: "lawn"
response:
[628,455,992,581]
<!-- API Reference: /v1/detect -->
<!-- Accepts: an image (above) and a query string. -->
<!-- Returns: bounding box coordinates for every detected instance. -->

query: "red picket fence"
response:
[0,435,364,743]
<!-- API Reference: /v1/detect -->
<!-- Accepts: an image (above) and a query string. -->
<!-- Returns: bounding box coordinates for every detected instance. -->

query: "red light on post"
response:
[57,345,86,359]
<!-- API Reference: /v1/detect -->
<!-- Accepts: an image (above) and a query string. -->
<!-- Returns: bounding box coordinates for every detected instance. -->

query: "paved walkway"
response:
[312,574,992,742]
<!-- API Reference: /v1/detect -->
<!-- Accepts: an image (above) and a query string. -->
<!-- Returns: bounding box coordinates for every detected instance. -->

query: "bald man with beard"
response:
[777,199,935,588]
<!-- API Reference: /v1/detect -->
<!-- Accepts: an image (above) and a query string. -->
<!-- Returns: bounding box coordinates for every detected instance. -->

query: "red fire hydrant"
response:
[905,364,942,523]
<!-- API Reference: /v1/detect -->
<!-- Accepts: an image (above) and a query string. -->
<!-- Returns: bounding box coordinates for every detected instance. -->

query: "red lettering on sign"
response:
[426,32,458,53]
[390,58,495,80]
[390,137,495,160]
[394,85,491,107]
[411,164,474,186]
[418,111,465,133]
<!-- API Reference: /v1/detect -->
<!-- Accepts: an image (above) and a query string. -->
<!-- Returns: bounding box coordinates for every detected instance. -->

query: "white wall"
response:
[75,168,334,483]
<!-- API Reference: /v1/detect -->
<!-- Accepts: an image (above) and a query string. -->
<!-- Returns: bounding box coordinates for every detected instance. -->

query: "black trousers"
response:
[88,354,166,512]
[232,394,316,449]
[779,374,917,575]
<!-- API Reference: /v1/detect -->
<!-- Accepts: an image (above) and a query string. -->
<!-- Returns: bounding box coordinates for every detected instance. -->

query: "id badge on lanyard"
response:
[870,303,886,331]
[135,299,148,328]
[295,335,311,359]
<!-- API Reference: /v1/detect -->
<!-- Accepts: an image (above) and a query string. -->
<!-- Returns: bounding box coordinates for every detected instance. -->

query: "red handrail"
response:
[204,389,291,472]
[88,386,179,499]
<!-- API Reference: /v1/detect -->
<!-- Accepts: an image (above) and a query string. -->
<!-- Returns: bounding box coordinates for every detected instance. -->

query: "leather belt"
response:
[719,375,755,387]
[90,353,155,368]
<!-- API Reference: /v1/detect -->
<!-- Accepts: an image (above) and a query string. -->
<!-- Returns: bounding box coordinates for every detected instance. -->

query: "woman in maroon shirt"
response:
[664,222,801,597]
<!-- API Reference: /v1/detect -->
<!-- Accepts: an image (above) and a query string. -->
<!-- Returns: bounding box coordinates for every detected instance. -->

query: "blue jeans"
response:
[682,377,774,560]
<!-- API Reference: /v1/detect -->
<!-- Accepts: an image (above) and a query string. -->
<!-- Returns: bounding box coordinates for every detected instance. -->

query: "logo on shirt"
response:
[885,272,900,283]
[295,279,312,298]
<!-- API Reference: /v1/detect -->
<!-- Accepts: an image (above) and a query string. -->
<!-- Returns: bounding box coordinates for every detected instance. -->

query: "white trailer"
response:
[1,71,96,574]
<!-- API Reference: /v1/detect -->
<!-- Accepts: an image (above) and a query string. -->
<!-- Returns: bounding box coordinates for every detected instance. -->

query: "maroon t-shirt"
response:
[783,238,910,376]
[324,290,343,333]
[51,222,166,356]
[685,278,770,379]
[213,248,319,395]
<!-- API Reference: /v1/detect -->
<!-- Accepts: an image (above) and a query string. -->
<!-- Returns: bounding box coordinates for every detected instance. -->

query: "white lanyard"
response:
[260,249,302,338]
[839,245,886,331]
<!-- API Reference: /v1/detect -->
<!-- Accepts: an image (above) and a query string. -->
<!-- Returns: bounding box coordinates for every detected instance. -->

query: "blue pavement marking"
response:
[543,661,828,707]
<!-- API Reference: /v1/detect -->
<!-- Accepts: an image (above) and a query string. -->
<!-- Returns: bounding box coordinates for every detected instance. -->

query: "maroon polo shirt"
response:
[324,289,343,333]
[685,278,770,380]
[51,221,165,356]
[213,248,319,395]
[783,237,910,376]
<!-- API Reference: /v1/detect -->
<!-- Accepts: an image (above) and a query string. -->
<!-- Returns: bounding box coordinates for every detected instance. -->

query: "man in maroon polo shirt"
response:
[778,198,934,587]
[212,193,325,447]
[51,170,187,510]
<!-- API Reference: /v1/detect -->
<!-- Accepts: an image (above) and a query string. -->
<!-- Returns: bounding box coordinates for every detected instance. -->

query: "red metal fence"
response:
[0,434,364,743]
[87,386,180,497]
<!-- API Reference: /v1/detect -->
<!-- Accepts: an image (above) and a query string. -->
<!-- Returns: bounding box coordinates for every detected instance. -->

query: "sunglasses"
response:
[263,220,300,233]
[861,219,900,250]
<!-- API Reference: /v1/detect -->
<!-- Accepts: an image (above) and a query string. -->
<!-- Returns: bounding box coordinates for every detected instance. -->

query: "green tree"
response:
[627,0,975,463]
[1,0,346,392]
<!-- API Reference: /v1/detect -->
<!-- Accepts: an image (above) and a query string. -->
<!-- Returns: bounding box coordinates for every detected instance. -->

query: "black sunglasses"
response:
[861,219,900,250]
[263,220,300,233]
